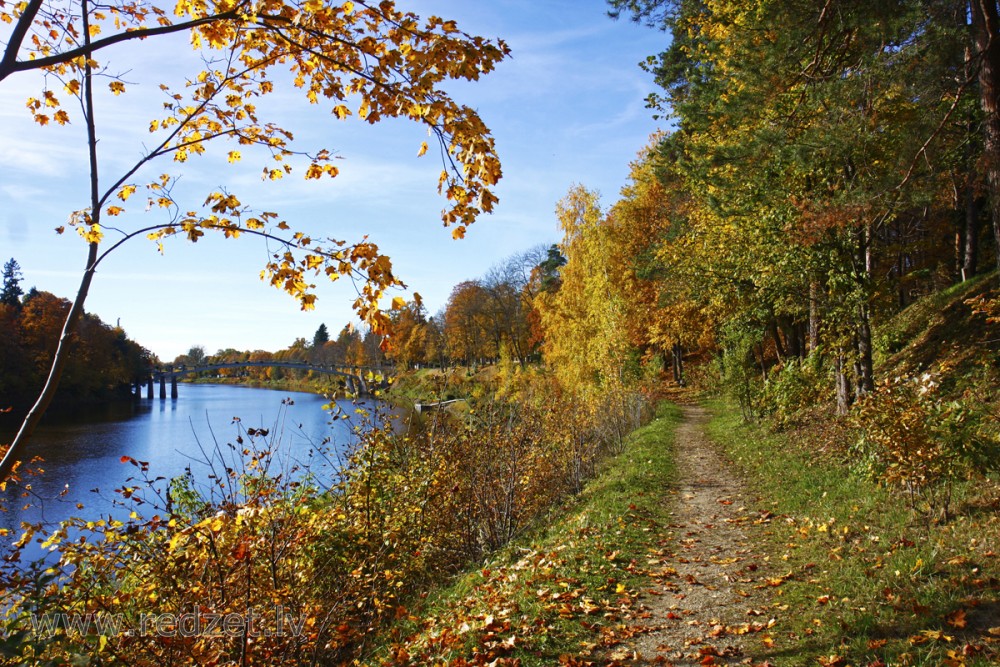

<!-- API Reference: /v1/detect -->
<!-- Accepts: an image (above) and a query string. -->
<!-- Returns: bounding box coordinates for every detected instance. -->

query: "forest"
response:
[0,259,154,414]
[2,0,1000,666]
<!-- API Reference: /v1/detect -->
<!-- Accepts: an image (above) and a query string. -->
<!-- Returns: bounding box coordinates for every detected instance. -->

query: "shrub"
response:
[760,351,829,428]
[1,377,650,666]
[851,373,1000,517]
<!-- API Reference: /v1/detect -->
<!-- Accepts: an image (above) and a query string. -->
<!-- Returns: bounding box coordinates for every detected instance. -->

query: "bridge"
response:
[134,361,390,399]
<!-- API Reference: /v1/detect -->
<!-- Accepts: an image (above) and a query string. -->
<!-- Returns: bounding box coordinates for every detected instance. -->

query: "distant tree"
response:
[175,345,207,367]
[0,258,24,307]
[361,329,386,367]
[424,314,449,368]
[444,280,493,364]
[387,299,428,369]
[313,323,330,347]
[536,245,568,293]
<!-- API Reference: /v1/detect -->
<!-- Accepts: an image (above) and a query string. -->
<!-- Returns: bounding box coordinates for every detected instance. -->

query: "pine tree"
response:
[1,258,24,307]
[313,323,330,347]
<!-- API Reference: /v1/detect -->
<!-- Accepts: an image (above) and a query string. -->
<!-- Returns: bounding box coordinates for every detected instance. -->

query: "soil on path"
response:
[604,405,774,666]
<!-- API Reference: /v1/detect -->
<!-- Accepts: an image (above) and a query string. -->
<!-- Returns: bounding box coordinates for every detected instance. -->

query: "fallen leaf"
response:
[946,609,968,630]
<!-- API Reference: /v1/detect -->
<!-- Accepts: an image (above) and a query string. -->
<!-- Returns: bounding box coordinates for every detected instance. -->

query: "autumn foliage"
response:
[0,289,153,412]
[0,363,649,665]
[0,0,512,480]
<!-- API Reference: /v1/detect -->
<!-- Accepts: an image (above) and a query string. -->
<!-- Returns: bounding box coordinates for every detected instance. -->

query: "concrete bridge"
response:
[134,361,390,399]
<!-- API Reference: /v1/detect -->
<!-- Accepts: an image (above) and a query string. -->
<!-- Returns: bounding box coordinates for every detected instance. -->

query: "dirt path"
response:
[604,405,772,665]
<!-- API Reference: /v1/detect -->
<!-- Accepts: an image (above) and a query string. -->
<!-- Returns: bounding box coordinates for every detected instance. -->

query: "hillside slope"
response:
[874,272,999,407]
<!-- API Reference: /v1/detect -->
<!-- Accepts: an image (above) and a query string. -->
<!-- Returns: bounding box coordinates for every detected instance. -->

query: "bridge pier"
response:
[146,378,153,400]
[171,375,178,399]
[159,375,166,399]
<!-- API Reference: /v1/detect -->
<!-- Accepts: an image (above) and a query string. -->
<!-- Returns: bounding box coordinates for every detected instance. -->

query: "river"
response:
[1,384,384,553]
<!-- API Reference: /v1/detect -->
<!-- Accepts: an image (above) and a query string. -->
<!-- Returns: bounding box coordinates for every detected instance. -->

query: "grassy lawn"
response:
[706,399,1000,667]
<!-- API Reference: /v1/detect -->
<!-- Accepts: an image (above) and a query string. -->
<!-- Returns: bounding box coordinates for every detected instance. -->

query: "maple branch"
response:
[98,47,266,210]
[0,0,44,78]
[0,10,240,83]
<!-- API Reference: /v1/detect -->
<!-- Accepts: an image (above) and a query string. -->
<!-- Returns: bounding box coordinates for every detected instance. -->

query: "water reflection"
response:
[1,385,379,543]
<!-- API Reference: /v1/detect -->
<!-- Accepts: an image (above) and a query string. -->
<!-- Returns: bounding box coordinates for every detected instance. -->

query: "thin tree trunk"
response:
[809,280,820,352]
[852,223,875,396]
[835,350,851,416]
[964,183,982,280]
[0,2,101,482]
[963,20,983,281]
[857,306,874,394]
[672,341,684,386]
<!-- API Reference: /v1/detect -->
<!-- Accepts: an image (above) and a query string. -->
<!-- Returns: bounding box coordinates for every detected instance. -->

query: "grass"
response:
[706,399,1000,667]
[363,401,683,666]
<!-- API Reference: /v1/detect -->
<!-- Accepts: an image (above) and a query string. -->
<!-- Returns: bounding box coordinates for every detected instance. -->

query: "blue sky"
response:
[0,0,667,360]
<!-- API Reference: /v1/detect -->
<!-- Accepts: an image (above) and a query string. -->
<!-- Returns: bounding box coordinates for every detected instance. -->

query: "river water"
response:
[1,384,383,549]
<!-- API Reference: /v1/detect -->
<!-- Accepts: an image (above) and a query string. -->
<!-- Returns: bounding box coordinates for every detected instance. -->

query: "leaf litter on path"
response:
[598,405,776,666]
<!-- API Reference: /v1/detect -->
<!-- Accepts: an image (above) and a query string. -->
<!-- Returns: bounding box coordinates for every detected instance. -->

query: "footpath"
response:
[604,405,776,665]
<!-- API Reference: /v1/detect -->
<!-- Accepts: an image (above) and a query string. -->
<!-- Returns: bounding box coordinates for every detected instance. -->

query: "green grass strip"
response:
[365,401,682,666]
[705,398,1000,667]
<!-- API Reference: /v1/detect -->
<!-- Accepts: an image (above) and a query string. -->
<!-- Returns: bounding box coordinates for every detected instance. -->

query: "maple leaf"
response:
[945,609,967,629]
[817,655,847,667]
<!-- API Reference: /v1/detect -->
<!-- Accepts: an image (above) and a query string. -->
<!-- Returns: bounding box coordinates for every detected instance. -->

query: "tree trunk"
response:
[671,341,685,386]
[808,280,821,352]
[755,343,768,382]
[971,0,1000,275]
[835,350,852,416]
[857,306,874,395]
[0,5,101,481]
[852,223,875,396]
[964,183,982,280]
[779,315,801,359]
[768,319,786,362]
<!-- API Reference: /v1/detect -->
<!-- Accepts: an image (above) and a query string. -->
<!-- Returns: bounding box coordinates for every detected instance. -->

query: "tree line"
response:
[0,259,155,414]
[175,244,569,379]
[537,0,1000,415]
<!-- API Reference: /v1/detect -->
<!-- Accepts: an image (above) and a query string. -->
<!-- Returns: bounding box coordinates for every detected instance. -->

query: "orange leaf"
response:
[946,609,967,629]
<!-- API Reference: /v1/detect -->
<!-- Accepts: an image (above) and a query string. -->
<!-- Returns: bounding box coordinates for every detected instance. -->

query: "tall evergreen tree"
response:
[1,258,24,307]
[313,323,330,347]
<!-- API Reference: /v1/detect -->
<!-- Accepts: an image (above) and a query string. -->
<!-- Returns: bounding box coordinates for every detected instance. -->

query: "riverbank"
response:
[1,370,649,666]
[183,374,367,399]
